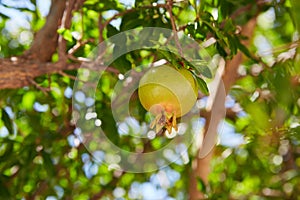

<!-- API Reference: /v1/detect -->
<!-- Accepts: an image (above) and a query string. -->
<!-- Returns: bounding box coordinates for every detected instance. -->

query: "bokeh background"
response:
[0,0,299,199]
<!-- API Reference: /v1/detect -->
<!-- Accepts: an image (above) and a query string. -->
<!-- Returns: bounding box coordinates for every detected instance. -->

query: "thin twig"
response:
[166,0,183,57]
[47,74,51,91]
[102,4,167,29]
[98,13,105,43]
[27,78,50,95]
[58,71,77,80]
[230,4,253,20]
[58,71,98,88]
[258,40,300,56]
[66,55,120,75]
[68,38,95,55]
[58,0,77,62]
[80,6,84,40]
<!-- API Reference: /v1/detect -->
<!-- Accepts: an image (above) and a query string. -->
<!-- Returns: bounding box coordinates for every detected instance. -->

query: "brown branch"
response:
[58,0,77,62]
[0,58,77,90]
[223,17,257,92]
[98,13,105,43]
[0,58,119,90]
[166,0,183,56]
[58,71,77,80]
[67,38,95,55]
[23,0,66,62]
[188,17,258,200]
[28,78,50,94]
[229,4,253,22]
[26,179,49,199]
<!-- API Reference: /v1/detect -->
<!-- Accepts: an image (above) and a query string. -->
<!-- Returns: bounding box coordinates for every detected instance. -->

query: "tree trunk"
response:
[188,17,258,199]
[23,0,66,62]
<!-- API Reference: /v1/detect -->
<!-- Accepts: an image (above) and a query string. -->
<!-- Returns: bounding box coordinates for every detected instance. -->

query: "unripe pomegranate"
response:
[138,64,198,134]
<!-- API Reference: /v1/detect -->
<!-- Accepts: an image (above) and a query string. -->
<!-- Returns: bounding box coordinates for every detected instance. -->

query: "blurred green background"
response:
[0,0,299,199]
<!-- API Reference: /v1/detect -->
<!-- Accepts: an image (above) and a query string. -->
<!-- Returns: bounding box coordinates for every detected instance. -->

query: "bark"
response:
[23,0,66,62]
[0,0,90,90]
[188,18,258,200]
[58,0,78,61]
[0,58,80,89]
[222,18,257,92]
[0,0,259,198]
[0,58,121,90]
[189,150,214,199]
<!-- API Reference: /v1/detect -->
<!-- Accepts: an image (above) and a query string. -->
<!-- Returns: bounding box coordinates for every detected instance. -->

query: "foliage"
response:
[0,0,299,199]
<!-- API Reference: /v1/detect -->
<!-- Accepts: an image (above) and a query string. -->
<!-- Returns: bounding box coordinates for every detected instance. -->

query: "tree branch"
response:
[222,17,257,92]
[188,17,258,200]
[0,58,119,90]
[166,0,183,56]
[23,0,66,62]
[0,58,77,90]
[58,0,77,62]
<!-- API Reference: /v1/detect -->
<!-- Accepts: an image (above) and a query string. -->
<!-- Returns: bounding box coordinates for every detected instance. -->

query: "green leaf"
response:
[84,0,120,12]
[1,109,13,135]
[291,0,300,32]
[120,11,143,31]
[216,42,227,57]
[197,177,207,193]
[186,22,206,40]
[84,0,98,5]
[245,102,270,130]
[106,24,119,38]
[98,108,119,145]
[192,73,209,95]
[158,47,212,78]
[227,35,237,55]
[63,30,73,42]
[157,49,173,62]
[187,59,212,78]
[57,27,65,34]
[157,49,182,69]
[112,54,131,73]
[224,18,236,33]
[289,126,300,141]
[0,178,11,199]
[201,11,215,22]
[0,142,13,162]
[42,151,56,176]
[57,28,73,42]
[0,13,9,19]
[235,37,255,60]
[21,91,36,110]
